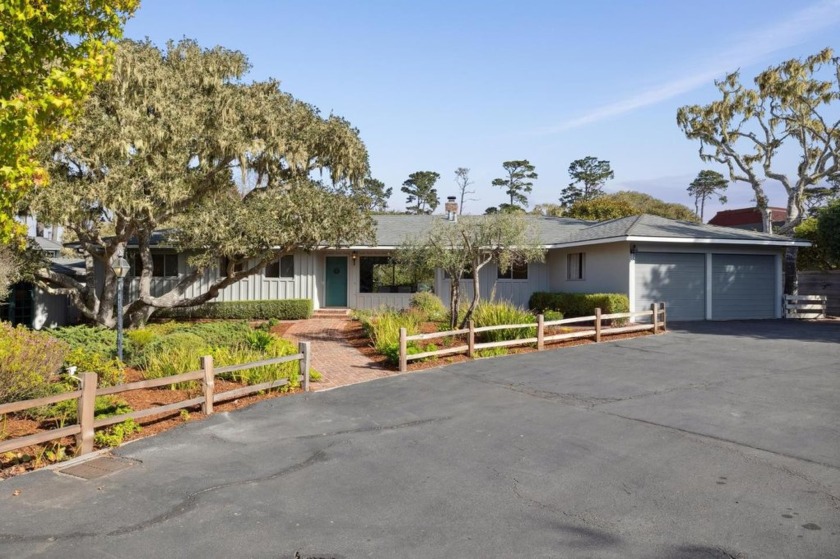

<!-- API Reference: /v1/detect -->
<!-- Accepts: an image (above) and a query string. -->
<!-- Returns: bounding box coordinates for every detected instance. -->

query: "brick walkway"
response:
[284,318,394,391]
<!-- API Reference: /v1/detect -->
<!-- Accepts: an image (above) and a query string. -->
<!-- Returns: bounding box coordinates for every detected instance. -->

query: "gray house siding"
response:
[438,261,549,310]
[547,243,631,295]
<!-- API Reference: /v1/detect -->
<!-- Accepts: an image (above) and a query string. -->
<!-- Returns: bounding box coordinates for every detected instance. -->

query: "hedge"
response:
[154,299,313,320]
[528,292,629,317]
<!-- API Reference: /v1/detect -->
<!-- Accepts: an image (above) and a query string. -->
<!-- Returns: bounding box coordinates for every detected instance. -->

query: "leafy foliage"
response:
[794,216,838,270]
[396,213,545,328]
[47,325,117,359]
[0,322,68,403]
[560,156,614,208]
[27,39,372,328]
[471,301,536,343]
[64,347,125,386]
[677,48,840,234]
[529,292,630,317]
[401,171,441,214]
[409,292,448,322]
[566,191,698,222]
[145,299,313,321]
[0,0,138,244]
[816,200,840,264]
[687,170,728,221]
[357,309,421,365]
[492,160,538,211]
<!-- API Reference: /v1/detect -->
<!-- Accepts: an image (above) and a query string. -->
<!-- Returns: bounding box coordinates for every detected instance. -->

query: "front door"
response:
[325,256,348,307]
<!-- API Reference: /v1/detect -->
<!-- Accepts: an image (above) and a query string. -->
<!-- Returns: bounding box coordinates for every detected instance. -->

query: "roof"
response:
[362,213,808,249]
[708,207,788,227]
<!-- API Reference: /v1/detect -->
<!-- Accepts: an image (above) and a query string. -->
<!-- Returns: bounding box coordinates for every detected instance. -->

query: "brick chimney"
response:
[444,196,458,221]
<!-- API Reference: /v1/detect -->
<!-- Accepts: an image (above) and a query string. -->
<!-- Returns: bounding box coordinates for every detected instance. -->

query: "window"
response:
[567,252,585,280]
[497,261,528,280]
[265,255,294,279]
[132,253,178,277]
[220,256,245,277]
[359,256,433,293]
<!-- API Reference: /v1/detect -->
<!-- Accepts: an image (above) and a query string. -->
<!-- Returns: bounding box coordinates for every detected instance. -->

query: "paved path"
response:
[284,317,393,390]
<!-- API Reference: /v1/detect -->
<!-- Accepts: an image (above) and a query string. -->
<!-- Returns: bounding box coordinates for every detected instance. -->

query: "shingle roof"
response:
[367,213,804,248]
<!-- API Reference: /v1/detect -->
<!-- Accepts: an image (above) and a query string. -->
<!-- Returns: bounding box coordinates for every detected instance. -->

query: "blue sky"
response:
[123,0,840,218]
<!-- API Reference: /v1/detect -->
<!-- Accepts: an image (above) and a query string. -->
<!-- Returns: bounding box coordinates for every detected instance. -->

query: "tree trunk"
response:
[784,247,799,296]
[460,267,482,329]
[449,281,460,330]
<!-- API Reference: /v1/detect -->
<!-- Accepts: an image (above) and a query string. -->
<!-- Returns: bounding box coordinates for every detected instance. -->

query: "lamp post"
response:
[112,255,131,361]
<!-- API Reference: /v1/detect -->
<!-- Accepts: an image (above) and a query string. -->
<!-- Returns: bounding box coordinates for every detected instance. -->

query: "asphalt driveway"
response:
[1,320,838,558]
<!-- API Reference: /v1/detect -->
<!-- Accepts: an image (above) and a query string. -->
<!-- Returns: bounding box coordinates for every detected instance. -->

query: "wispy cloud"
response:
[544,0,840,133]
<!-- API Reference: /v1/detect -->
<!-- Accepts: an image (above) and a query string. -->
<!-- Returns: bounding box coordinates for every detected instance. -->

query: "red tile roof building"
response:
[708,207,788,231]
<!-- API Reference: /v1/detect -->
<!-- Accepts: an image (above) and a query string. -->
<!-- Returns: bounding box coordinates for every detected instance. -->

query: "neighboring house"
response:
[708,207,788,231]
[27,212,808,328]
[2,237,81,329]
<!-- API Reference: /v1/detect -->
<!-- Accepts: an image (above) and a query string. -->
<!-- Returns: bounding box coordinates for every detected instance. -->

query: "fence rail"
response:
[0,342,311,457]
[398,304,666,372]
[784,294,827,319]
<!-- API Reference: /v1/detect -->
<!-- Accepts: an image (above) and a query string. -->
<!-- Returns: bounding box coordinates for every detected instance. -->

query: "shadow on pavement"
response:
[667,319,840,345]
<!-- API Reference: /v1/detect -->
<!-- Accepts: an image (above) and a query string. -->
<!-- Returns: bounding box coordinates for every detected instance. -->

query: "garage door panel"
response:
[635,253,705,321]
[712,254,776,320]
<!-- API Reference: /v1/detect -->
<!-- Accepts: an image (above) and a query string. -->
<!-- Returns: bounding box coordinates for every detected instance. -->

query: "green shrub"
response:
[529,292,629,317]
[361,310,421,365]
[476,347,508,358]
[409,292,447,322]
[245,329,275,351]
[64,347,125,386]
[472,301,536,343]
[91,398,141,448]
[154,299,313,320]
[48,325,116,359]
[180,321,254,349]
[543,310,564,322]
[0,322,68,404]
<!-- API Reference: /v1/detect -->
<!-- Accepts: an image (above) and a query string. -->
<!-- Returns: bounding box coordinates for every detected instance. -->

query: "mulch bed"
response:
[344,320,660,373]
[1,321,304,480]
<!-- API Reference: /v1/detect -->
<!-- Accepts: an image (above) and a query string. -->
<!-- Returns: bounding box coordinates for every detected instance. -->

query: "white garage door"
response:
[711,254,776,320]
[635,253,706,321]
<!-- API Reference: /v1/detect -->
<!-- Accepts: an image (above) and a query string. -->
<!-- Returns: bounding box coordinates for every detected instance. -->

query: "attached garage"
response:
[634,251,780,321]
[634,253,706,321]
[711,254,776,320]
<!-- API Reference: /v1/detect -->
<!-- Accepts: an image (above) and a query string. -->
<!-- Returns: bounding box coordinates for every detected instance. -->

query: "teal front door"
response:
[325,256,348,307]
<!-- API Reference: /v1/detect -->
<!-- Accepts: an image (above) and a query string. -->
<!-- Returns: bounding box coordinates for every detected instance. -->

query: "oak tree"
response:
[26,39,373,328]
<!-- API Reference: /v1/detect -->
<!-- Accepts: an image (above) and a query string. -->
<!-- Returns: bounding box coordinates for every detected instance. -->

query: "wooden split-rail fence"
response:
[399,303,666,372]
[0,342,311,457]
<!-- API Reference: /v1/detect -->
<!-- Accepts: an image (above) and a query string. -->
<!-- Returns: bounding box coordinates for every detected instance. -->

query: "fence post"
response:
[399,327,407,373]
[201,355,214,415]
[299,341,311,392]
[468,320,475,358]
[594,308,602,343]
[77,372,98,455]
[660,302,667,331]
[537,314,545,350]
[651,303,659,334]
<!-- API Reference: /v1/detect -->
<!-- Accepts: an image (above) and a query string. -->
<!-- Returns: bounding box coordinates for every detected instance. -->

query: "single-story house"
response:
[118,213,807,323]
[2,237,81,329]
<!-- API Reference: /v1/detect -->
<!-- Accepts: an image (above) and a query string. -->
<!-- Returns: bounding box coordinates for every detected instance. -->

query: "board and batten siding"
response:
[127,252,319,305]
[438,261,549,310]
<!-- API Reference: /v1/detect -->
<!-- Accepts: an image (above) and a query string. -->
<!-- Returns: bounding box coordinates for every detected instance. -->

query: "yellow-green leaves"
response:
[0,0,138,245]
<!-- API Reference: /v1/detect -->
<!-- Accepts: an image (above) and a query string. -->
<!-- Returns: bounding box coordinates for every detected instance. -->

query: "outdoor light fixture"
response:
[630,244,637,255]
[112,255,131,361]
[352,251,357,265]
